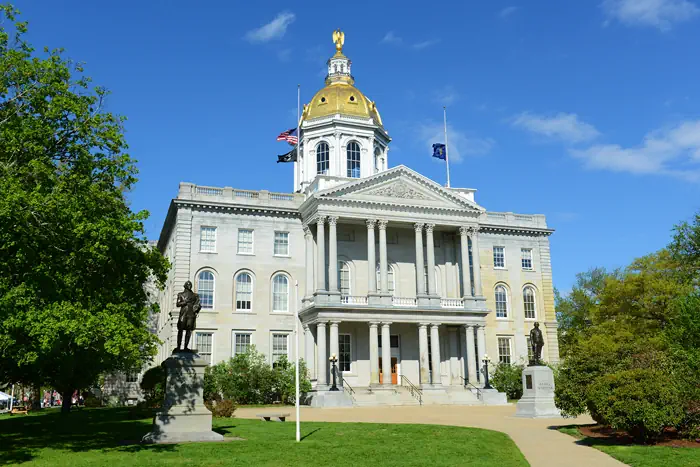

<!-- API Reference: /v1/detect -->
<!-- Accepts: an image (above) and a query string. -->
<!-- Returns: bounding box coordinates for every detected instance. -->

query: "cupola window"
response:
[349,95,355,102]
[347,142,361,178]
[320,97,326,103]
[317,142,330,175]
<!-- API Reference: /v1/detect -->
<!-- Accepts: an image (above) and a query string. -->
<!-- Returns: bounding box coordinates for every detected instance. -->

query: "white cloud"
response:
[381,31,402,44]
[512,112,600,144]
[277,48,293,62]
[245,12,296,43]
[499,6,519,17]
[601,0,699,30]
[412,39,441,50]
[432,85,459,106]
[417,122,494,163]
[569,120,700,181]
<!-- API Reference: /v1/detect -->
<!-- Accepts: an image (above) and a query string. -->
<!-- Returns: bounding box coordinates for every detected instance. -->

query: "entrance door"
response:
[378,357,399,384]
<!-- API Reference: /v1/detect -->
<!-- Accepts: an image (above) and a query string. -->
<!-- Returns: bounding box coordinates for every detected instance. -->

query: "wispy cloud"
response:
[569,120,700,181]
[432,85,459,106]
[499,6,519,18]
[417,122,494,163]
[512,112,600,144]
[245,12,296,43]
[381,31,402,45]
[412,39,441,50]
[601,0,699,30]
[277,48,293,62]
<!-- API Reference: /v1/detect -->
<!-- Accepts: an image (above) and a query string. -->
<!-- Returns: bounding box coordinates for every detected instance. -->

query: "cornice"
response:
[173,199,301,219]
[479,224,554,237]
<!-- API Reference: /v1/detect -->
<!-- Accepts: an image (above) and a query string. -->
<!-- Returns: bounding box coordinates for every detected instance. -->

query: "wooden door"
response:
[378,357,399,384]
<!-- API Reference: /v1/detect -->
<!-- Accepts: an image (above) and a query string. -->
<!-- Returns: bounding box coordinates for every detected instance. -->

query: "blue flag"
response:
[432,143,446,160]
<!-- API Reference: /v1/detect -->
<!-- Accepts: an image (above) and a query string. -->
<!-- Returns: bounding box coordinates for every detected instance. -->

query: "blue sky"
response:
[14,0,700,292]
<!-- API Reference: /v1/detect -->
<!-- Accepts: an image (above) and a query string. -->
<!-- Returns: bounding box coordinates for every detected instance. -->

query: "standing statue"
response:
[175,280,201,352]
[529,322,545,365]
[332,29,344,53]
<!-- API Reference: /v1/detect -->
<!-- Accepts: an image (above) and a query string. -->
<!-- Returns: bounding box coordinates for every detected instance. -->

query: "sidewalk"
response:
[236,405,626,467]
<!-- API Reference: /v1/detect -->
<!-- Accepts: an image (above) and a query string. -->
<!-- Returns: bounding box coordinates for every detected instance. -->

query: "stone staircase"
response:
[342,384,481,407]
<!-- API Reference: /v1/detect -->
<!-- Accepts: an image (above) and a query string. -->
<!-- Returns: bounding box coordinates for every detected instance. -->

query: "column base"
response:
[427,294,441,307]
[368,292,383,306]
[326,291,341,304]
[416,294,431,307]
[313,291,331,304]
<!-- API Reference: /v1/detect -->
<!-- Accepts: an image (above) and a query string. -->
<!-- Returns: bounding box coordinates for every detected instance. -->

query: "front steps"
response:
[321,384,483,407]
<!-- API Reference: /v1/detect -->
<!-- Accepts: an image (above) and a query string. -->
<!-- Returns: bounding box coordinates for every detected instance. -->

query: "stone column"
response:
[459,226,472,298]
[469,226,482,296]
[425,224,437,296]
[366,220,377,294]
[316,217,326,293]
[369,322,380,385]
[304,325,315,380]
[476,324,486,384]
[328,217,338,294]
[329,321,340,386]
[418,323,430,385]
[304,227,314,298]
[381,322,392,386]
[378,220,389,295]
[430,324,441,385]
[316,322,327,386]
[414,223,425,296]
[464,325,477,384]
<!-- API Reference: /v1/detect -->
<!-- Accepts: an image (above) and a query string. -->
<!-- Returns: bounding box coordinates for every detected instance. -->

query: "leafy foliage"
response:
[490,363,525,400]
[139,366,166,408]
[0,5,168,411]
[204,399,236,418]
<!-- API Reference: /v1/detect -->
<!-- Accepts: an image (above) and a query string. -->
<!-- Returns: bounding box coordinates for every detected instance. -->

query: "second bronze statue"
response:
[174,280,201,352]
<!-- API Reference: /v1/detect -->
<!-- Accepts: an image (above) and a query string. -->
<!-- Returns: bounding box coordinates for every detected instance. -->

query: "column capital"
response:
[303,226,312,237]
[366,219,377,229]
[418,322,430,329]
[430,323,441,328]
[467,225,481,236]
[414,222,424,232]
[317,216,327,224]
[316,321,327,328]
[302,324,310,331]
[327,216,338,226]
[425,223,435,234]
[329,320,341,326]
[369,321,380,328]
[377,219,388,230]
[458,226,470,237]
[381,321,393,327]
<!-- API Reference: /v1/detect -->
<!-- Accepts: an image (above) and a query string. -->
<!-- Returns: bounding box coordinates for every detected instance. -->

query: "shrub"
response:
[139,365,166,408]
[205,399,236,417]
[491,363,525,400]
[587,368,685,443]
[272,355,313,405]
[83,396,102,408]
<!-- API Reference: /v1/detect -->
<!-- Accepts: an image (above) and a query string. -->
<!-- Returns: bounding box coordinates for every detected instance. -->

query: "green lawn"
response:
[558,425,700,467]
[0,408,528,466]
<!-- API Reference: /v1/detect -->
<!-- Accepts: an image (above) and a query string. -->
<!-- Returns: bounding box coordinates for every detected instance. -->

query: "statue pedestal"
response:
[142,352,224,443]
[515,365,561,418]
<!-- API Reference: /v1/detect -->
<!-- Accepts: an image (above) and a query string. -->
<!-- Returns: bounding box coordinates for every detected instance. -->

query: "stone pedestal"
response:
[308,390,353,408]
[142,352,224,443]
[515,365,561,418]
[481,388,508,405]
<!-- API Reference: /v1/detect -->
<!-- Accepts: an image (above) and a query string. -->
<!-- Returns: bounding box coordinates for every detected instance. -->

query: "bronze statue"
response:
[529,322,545,365]
[175,280,201,352]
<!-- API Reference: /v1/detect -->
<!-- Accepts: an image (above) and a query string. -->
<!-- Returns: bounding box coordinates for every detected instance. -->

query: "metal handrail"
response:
[400,375,423,406]
[461,376,482,400]
[340,375,356,403]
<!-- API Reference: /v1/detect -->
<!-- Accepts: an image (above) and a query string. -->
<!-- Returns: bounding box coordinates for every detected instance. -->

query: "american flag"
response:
[276,128,298,145]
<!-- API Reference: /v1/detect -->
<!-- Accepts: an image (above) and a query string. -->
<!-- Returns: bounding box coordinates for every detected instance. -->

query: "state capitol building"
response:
[152,32,560,406]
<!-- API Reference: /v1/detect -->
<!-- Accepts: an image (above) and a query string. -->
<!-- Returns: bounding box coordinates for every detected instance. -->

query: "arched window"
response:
[235,272,253,311]
[197,271,214,309]
[495,285,508,318]
[272,274,289,312]
[316,142,329,175]
[347,142,361,178]
[374,148,381,173]
[338,261,350,295]
[376,264,395,296]
[523,286,536,319]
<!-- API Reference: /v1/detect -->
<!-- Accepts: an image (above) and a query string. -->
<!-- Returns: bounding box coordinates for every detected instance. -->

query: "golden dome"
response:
[303,83,383,126]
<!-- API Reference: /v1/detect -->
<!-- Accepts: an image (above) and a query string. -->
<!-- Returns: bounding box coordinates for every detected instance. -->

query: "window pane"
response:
[338,262,350,295]
[197,271,214,309]
[493,246,505,268]
[274,231,289,256]
[495,286,508,318]
[272,334,288,364]
[339,334,351,372]
[521,248,533,270]
[523,287,536,319]
[238,229,254,254]
[526,337,534,362]
[272,275,289,312]
[346,142,361,178]
[498,337,511,364]
[375,264,395,296]
[236,273,252,310]
[196,332,213,365]
[234,333,251,356]
[317,142,329,175]
[200,226,216,252]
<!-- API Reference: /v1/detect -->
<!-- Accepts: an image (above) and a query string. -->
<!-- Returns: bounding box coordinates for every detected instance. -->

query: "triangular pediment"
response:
[316,165,484,211]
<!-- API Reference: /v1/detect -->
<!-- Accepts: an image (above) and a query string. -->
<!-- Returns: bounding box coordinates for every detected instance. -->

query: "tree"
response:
[0,4,168,413]
[670,212,700,284]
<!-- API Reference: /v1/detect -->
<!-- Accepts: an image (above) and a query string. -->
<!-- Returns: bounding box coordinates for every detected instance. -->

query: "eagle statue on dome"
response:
[332,29,345,53]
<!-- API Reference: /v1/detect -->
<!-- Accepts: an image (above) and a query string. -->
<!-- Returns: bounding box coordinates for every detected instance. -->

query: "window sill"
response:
[524,318,537,322]
[522,268,535,272]
[199,251,218,255]
[237,252,255,256]
[494,267,507,271]
[235,310,256,314]
[271,311,293,315]
[273,254,291,258]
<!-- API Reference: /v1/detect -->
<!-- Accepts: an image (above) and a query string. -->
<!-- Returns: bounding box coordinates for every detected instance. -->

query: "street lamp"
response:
[329,354,339,391]
[482,354,493,390]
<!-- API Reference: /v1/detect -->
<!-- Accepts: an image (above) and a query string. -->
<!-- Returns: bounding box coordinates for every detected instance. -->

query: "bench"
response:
[257,413,290,422]
[10,406,28,415]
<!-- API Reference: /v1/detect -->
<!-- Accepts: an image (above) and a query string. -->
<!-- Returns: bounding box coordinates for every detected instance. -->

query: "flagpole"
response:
[443,106,451,188]
[294,280,300,442]
[295,84,301,193]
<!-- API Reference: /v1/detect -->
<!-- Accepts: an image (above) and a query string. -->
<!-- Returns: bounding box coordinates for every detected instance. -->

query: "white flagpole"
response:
[443,106,451,188]
[9,384,14,411]
[295,84,301,193]
[294,280,300,442]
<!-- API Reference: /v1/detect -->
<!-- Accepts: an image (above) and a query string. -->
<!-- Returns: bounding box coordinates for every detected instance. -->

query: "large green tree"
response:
[0,4,168,412]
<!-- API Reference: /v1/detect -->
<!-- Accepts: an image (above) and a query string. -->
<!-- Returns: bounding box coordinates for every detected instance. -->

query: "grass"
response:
[0,407,528,466]
[558,425,700,467]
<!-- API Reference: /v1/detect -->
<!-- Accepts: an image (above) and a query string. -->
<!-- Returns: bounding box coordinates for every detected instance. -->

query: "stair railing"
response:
[339,375,356,404]
[400,375,423,406]
[461,376,482,400]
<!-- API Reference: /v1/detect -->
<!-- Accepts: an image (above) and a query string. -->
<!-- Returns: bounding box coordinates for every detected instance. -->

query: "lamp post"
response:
[329,354,339,391]
[482,354,493,390]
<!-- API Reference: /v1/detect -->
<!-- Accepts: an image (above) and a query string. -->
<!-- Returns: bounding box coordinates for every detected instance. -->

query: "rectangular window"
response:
[338,262,350,295]
[200,226,216,253]
[498,337,512,365]
[237,229,254,254]
[339,334,351,372]
[521,248,533,270]
[274,231,289,256]
[125,372,138,383]
[526,337,534,362]
[493,246,505,268]
[196,332,214,365]
[233,332,252,356]
[271,333,289,366]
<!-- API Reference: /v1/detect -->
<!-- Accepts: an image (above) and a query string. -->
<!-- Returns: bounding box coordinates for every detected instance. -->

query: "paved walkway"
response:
[237,405,626,467]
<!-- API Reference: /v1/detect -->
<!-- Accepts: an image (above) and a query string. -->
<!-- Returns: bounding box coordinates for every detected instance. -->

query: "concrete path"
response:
[237,405,626,467]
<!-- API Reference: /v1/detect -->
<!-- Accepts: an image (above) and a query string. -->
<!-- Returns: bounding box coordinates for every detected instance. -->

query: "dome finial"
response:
[332,29,345,54]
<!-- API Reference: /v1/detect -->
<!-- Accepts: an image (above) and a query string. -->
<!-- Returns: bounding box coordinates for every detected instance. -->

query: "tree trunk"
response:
[60,389,73,414]
[31,384,42,410]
